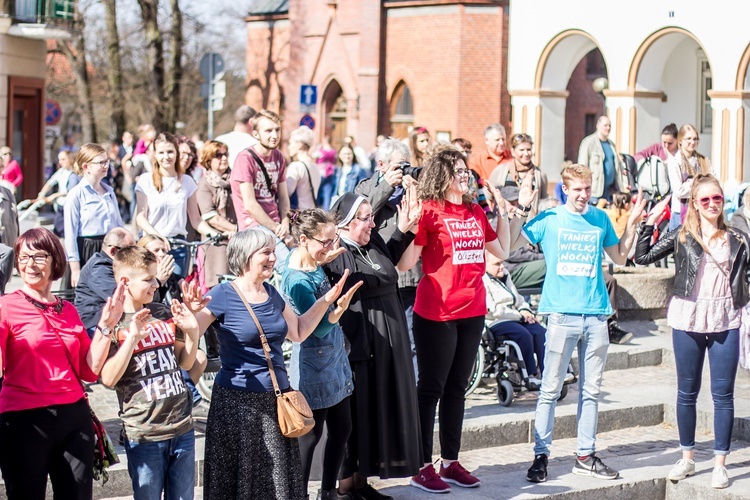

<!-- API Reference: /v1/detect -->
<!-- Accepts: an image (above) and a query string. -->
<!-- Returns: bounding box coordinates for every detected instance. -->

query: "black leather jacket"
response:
[634,224,750,310]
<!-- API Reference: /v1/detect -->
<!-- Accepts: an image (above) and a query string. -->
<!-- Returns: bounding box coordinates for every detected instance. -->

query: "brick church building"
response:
[245,0,605,162]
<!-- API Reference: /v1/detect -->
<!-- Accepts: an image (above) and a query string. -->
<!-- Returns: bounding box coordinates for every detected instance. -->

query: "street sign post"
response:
[201,53,226,139]
[299,85,317,113]
[300,114,315,130]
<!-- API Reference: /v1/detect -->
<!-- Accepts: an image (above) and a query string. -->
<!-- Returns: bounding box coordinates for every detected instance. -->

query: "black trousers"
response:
[298,397,352,490]
[413,313,484,463]
[0,398,94,500]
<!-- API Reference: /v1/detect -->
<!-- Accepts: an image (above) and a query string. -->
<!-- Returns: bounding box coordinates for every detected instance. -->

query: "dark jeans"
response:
[298,397,352,490]
[490,321,547,375]
[0,398,94,500]
[672,329,739,455]
[603,271,618,319]
[413,313,484,463]
[124,429,196,500]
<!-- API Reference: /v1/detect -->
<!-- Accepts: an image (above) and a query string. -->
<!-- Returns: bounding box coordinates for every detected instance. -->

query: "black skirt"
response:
[203,384,305,500]
[60,235,105,291]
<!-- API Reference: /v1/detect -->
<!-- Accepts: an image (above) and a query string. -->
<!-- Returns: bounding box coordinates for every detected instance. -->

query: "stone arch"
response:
[530,29,609,171]
[628,27,712,90]
[627,27,713,159]
[534,29,606,90]
[737,42,750,91]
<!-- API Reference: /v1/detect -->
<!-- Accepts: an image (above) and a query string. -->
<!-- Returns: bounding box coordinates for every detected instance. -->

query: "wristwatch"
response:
[97,325,112,337]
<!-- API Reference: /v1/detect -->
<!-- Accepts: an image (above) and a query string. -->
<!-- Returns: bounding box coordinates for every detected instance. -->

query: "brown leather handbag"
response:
[231,282,315,438]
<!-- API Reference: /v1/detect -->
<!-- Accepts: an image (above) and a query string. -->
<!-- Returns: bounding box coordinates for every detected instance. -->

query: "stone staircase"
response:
[5,318,750,499]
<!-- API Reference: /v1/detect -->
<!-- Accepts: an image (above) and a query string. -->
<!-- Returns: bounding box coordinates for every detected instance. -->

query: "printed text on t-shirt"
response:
[445,217,485,265]
[556,228,599,278]
[117,320,186,403]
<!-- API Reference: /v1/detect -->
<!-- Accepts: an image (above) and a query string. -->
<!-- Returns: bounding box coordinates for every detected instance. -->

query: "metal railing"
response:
[10,0,76,27]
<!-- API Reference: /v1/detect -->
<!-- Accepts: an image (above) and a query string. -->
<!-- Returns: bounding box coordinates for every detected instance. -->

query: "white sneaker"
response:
[712,465,729,489]
[667,459,695,480]
[527,376,542,388]
[564,372,575,383]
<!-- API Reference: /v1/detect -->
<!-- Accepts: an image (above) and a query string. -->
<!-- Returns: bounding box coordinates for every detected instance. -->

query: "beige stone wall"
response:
[0,34,46,146]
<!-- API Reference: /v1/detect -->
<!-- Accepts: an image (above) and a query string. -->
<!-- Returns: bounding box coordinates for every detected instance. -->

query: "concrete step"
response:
[354,425,750,500]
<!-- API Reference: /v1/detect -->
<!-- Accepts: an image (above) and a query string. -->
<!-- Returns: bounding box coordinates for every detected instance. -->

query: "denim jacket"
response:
[281,260,353,410]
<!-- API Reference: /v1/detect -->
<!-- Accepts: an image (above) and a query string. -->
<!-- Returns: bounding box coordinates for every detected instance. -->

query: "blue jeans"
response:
[668,211,682,232]
[124,429,195,500]
[489,321,547,376]
[534,313,609,457]
[672,329,739,455]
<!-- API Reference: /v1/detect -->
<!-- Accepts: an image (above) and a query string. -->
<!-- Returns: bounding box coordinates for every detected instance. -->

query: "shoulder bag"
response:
[230,282,314,438]
[39,305,120,484]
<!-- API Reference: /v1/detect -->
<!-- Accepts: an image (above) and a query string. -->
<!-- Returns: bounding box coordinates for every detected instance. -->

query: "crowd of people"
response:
[0,103,747,500]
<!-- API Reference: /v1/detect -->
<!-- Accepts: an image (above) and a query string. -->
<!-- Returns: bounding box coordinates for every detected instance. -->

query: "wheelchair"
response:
[465,323,578,407]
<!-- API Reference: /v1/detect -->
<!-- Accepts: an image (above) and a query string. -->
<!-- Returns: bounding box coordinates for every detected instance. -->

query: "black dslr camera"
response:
[397,161,422,180]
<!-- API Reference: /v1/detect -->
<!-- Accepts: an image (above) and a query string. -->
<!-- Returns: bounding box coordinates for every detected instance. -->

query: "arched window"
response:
[390,82,414,139]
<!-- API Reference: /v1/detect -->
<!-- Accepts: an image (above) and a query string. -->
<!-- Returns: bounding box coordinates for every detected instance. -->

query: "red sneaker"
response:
[439,461,481,488]
[410,464,451,494]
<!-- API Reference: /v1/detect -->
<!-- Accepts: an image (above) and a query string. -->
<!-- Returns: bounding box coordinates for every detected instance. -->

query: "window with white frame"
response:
[698,52,712,133]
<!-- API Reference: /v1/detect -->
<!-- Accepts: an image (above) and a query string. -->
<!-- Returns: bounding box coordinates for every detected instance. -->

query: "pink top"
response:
[1,159,23,187]
[0,291,96,413]
[230,147,286,230]
[667,236,740,333]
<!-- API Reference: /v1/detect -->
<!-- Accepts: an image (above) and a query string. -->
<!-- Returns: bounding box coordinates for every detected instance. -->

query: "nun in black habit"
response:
[324,191,423,498]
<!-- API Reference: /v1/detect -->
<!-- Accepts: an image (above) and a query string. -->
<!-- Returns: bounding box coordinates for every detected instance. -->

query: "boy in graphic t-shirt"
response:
[508,165,644,484]
[100,246,201,499]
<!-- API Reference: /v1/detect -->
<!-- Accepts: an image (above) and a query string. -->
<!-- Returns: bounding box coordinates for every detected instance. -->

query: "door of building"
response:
[7,77,44,200]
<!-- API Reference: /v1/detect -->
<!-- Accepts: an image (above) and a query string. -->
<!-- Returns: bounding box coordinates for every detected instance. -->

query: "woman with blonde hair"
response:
[63,144,124,288]
[635,174,750,489]
[135,132,215,277]
[667,124,712,230]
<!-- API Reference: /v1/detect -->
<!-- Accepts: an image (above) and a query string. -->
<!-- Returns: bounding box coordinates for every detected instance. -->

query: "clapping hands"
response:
[397,184,422,234]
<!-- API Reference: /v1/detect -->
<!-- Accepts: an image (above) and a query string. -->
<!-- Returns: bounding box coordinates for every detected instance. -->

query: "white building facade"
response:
[508,0,750,193]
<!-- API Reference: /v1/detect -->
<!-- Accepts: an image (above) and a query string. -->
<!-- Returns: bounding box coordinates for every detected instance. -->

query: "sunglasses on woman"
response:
[698,195,724,208]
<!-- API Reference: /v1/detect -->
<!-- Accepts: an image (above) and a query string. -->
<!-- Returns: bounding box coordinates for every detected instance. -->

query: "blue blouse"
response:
[206,282,290,393]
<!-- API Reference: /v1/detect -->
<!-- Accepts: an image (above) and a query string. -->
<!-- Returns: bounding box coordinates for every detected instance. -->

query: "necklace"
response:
[354,245,381,271]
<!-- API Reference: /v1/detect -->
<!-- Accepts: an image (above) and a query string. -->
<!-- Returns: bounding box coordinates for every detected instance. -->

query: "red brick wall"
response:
[564,49,606,162]
[245,1,512,154]
[385,3,510,151]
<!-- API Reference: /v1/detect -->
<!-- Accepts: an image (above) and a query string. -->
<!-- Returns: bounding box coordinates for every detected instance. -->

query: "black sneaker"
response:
[608,322,633,345]
[527,454,548,483]
[572,453,619,480]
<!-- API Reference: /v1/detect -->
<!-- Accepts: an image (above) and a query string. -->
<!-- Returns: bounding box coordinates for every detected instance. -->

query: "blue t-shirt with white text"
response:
[523,205,619,315]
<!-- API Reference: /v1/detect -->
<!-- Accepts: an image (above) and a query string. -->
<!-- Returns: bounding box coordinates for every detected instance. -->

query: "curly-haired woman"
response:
[399,148,510,493]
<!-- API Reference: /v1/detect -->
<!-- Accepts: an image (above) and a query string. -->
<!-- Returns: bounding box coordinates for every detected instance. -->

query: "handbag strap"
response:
[32,299,89,397]
[230,281,282,396]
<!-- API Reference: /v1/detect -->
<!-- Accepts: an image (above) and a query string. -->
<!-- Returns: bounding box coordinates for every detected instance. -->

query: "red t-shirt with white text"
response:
[413,200,497,321]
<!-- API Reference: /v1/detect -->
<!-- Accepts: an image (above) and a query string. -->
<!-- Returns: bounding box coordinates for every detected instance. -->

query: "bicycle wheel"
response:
[465,345,485,396]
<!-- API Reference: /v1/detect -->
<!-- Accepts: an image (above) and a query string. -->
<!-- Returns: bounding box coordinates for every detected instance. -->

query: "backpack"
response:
[636,155,670,200]
[620,153,638,193]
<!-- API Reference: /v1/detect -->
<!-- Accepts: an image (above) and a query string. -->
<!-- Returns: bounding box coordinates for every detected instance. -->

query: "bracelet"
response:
[517,203,532,213]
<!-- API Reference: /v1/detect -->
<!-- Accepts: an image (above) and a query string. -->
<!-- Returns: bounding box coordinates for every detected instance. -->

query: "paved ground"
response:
[6,267,750,499]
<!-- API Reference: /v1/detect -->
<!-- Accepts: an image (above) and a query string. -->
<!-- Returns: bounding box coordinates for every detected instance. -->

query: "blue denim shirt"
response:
[281,259,353,409]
